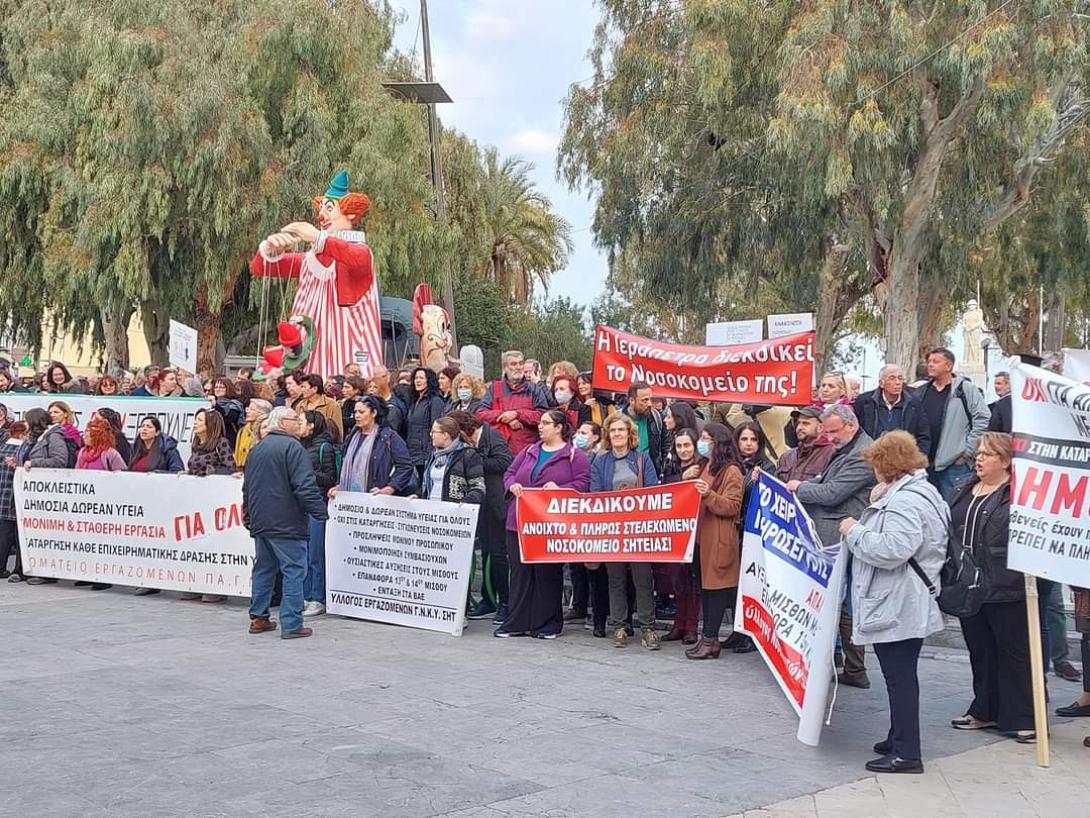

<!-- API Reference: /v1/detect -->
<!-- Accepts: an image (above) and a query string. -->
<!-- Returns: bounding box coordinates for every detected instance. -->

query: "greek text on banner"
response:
[517,482,700,563]
[591,325,815,404]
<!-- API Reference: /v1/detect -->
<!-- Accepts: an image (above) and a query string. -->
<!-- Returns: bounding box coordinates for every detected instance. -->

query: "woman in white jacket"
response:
[838,431,948,776]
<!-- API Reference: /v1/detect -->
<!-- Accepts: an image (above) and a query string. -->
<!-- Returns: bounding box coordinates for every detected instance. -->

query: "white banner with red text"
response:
[1009,364,1090,587]
[591,325,815,405]
[735,472,845,746]
[15,469,253,594]
[516,483,700,563]
[325,492,479,636]
[2,394,205,460]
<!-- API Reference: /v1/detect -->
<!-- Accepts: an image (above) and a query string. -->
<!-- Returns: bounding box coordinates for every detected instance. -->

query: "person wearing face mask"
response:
[448,373,485,414]
[657,428,704,645]
[476,350,550,455]
[550,374,582,430]
[564,422,605,631]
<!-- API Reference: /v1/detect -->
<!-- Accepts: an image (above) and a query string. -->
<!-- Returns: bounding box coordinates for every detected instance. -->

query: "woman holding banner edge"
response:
[686,423,744,660]
[838,430,948,774]
[498,409,590,639]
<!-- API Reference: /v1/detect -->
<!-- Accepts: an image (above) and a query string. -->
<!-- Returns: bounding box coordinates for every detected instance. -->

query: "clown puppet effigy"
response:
[249,170,383,378]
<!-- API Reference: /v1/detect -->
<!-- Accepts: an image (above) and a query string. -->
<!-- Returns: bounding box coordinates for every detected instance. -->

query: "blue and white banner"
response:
[735,472,846,746]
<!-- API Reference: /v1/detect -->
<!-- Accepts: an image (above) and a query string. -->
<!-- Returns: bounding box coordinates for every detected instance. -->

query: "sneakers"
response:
[950,714,998,730]
[302,601,326,618]
[563,608,587,624]
[641,628,660,651]
[533,631,559,640]
[249,617,278,634]
[493,627,527,638]
[281,627,313,639]
[467,601,497,620]
[613,627,628,648]
[492,603,510,625]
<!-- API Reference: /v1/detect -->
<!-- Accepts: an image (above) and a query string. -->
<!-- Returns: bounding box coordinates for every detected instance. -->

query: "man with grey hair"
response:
[243,405,329,639]
[853,364,930,455]
[476,349,549,454]
[787,404,876,688]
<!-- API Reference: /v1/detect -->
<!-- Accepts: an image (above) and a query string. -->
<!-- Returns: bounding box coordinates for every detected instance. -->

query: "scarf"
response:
[423,439,464,498]
[341,426,379,493]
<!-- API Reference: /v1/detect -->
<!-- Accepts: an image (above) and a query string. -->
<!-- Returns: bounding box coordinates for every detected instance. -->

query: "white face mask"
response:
[554,389,573,404]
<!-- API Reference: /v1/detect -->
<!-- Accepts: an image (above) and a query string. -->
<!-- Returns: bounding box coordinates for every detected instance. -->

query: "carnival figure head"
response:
[311,170,370,232]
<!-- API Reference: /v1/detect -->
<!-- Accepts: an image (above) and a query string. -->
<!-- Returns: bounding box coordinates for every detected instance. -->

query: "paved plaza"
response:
[2,583,1086,817]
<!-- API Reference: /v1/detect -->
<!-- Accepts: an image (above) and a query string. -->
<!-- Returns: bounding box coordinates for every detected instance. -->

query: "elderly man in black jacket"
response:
[854,364,931,456]
[244,406,329,639]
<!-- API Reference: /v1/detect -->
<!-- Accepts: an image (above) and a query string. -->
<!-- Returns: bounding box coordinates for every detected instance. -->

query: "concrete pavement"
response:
[1,582,1086,817]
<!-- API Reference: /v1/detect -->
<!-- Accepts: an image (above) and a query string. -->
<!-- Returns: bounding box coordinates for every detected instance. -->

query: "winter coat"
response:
[187,438,236,476]
[987,395,1012,433]
[739,455,775,519]
[27,426,72,469]
[339,425,417,496]
[589,448,660,493]
[76,447,127,471]
[626,406,670,476]
[242,430,328,540]
[404,394,449,466]
[293,394,344,442]
[129,435,185,473]
[774,439,835,484]
[423,444,486,505]
[843,472,948,645]
[695,462,744,590]
[924,376,991,471]
[474,423,514,522]
[949,479,1021,604]
[212,398,245,449]
[302,431,340,493]
[503,441,591,530]
[854,387,932,456]
[477,377,549,455]
[794,430,876,549]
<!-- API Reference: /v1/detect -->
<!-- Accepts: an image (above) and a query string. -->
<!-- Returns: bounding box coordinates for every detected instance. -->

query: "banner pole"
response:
[1024,574,1050,768]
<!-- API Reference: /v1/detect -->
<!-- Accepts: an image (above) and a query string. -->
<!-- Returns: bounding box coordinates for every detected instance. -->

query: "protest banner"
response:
[592,325,815,405]
[735,472,845,746]
[325,492,479,635]
[1009,363,1090,588]
[516,483,700,563]
[15,469,253,594]
[2,393,204,460]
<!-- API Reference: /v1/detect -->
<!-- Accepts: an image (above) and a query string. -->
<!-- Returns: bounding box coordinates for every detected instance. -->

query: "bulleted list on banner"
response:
[325,492,479,635]
[735,472,845,746]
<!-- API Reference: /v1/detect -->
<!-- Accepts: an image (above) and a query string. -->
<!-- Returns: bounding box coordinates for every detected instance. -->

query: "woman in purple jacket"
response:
[497,409,591,639]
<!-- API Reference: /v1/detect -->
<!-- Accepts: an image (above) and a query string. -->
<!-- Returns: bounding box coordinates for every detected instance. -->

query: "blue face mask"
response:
[696,440,711,458]
[456,387,472,402]
[573,433,590,450]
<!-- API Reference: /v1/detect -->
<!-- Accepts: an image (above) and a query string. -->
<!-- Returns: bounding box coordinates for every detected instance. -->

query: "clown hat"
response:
[324,169,350,200]
[277,321,303,349]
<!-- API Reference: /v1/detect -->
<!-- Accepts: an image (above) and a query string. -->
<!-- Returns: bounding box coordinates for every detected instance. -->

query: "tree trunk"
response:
[193,282,220,379]
[813,242,855,369]
[140,297,170,366]
[916,274,947,362]
[1043,288,1065,353]
[100,303,135,374]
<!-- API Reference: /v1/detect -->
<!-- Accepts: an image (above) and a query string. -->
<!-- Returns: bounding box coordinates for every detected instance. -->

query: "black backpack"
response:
[61,435,80,468]
[905,486,987,618]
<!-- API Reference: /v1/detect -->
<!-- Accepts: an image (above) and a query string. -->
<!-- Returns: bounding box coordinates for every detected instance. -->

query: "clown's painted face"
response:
[317,198,354,233]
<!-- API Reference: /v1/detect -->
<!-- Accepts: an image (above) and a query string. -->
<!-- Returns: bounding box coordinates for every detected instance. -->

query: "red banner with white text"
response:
[516,483,700,563]
[591,325,815,404]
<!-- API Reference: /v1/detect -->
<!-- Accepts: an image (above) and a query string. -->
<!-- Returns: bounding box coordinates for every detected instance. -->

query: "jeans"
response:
[873,638,924,761]
[928,462,972,504]
[250,536,307,634]
[304,516,326,603]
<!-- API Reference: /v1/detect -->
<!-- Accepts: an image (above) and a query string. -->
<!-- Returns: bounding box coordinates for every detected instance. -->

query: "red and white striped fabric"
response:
[251,230,383,379]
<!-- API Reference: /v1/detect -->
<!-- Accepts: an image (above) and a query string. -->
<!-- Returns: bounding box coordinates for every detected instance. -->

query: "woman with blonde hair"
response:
[590,412,661,649]
[448,371,485,413]
[235,399,273,467]
[838,430,948,774]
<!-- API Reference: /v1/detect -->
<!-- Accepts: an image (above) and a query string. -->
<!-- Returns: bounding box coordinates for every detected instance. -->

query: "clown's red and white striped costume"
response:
[249,229,382,378]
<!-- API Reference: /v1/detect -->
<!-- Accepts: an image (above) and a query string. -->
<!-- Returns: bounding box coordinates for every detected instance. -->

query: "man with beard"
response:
[775,406,835,483]
[476,350,549,454]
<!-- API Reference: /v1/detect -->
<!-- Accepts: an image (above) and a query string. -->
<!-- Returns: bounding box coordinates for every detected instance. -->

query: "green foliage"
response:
[504,297,592,377]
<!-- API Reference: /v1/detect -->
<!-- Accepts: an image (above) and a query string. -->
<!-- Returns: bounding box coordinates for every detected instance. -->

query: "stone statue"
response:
[962,299,985,368]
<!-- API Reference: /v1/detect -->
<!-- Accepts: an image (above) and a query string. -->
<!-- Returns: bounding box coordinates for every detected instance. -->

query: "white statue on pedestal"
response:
[962,300,985,368]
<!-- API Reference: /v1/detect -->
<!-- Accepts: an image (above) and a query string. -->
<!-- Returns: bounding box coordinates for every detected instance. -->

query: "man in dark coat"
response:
[244,406,329,639]
[854,364,931,455]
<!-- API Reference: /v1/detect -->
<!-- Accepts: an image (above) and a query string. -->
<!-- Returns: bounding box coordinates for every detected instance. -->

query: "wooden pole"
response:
[1024,574,1050,767]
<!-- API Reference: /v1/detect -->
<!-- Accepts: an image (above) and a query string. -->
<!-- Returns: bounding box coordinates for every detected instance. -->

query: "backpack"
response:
[317,441,343,480]
[61,435,79,468]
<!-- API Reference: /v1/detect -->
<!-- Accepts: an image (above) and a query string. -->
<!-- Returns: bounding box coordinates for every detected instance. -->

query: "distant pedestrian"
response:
[243,406,329,640]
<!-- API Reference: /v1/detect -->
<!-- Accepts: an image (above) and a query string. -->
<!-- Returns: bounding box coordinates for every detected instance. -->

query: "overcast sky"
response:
[392,0,607,307]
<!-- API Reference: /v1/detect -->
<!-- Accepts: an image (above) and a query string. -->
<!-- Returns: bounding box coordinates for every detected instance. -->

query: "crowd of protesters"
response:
[0,346,1086,771]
